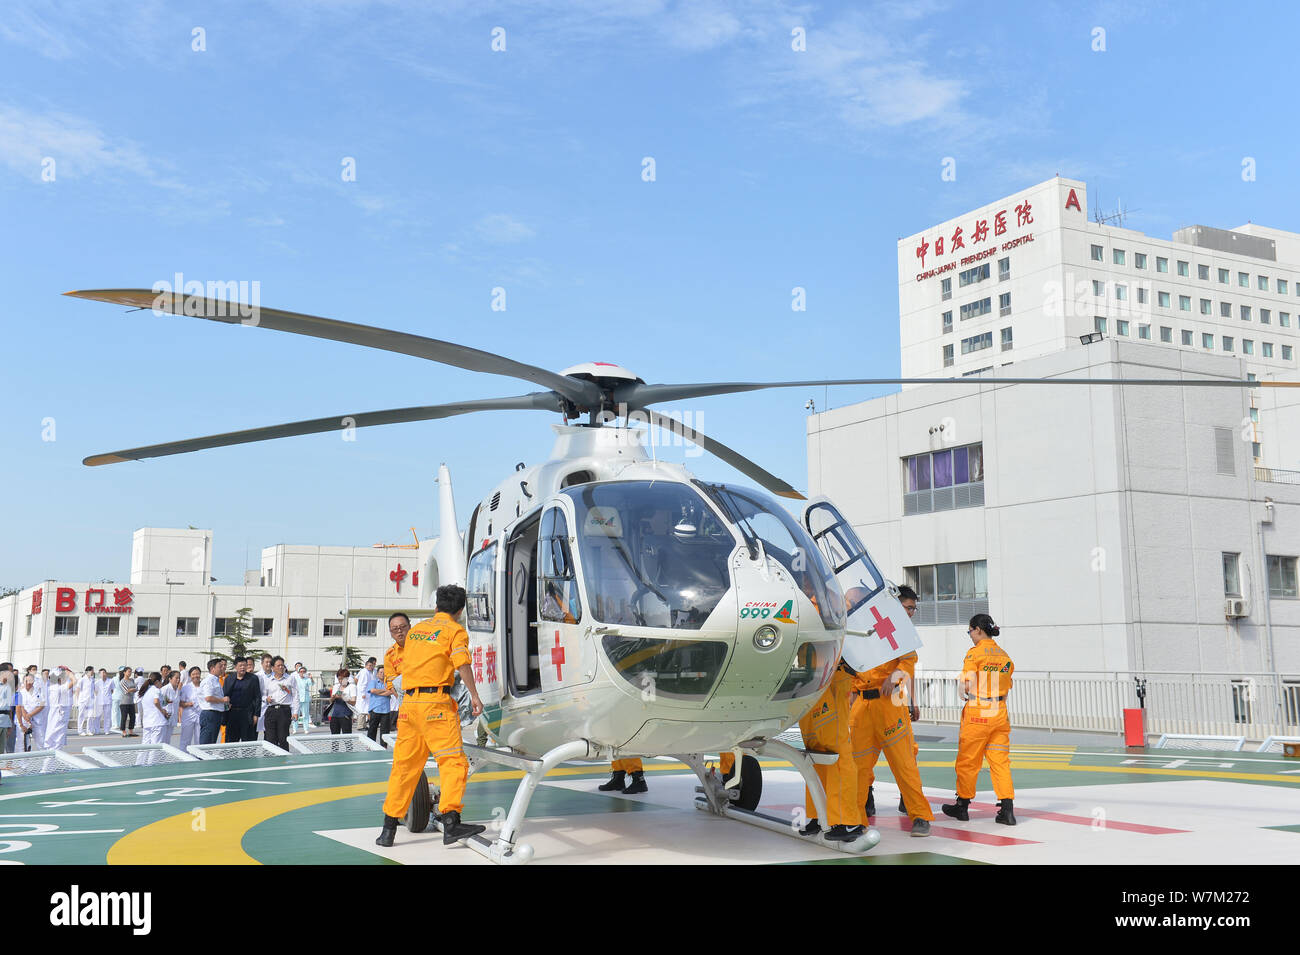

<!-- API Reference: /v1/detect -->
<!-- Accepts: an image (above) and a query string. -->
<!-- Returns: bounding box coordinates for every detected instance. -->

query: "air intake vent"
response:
[489,491,501,511]
[1214,427,1236,476]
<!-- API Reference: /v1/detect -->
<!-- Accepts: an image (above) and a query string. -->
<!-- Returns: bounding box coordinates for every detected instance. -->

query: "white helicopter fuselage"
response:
[450,423,878,759]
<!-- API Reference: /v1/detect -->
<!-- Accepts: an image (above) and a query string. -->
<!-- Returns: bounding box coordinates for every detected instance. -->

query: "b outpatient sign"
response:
[32,586,135,614]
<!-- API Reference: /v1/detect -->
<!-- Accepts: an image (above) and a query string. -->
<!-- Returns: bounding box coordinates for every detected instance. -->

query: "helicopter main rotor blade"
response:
[620,376,1294,407]
[642,409,804,501]
[83,393,561,466]
[64,289,601,407]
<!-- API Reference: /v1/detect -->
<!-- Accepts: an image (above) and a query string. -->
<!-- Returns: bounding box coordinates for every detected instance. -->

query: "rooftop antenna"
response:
[1093,189,1131,227]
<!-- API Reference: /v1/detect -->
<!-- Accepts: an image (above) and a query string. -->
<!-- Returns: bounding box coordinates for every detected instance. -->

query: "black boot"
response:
[798,817,821,837]
[898,796,907,814]
[941,796,970,821]
[598,770,626,792]
[374,814,400,847]
[864,785,876,818]
[595,769,626,789]
[995,798,1017,826]
[824,824,864,842]
[441,810,486,845]
[623,771,648,794]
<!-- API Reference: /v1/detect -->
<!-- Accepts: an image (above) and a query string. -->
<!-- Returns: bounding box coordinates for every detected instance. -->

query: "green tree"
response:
[323,641,364,671]
[212,607,261,663]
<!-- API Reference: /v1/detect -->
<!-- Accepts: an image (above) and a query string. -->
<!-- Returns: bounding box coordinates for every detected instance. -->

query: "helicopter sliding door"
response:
[801,498,922,671]
[505,512,542,695]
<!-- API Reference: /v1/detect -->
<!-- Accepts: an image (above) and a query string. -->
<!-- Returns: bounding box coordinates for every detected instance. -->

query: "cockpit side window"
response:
[804,501,885,618]
[565,481,736,630]
[539,507,581,624]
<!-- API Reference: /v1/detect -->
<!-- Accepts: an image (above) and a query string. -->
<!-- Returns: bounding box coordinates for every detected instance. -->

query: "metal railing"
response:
[903,481,985,515]
[913,670,1300,740]
[1255,466,1300,485]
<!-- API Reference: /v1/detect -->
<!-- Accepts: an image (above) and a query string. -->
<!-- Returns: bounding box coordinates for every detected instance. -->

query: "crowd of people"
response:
[0,653,403,756]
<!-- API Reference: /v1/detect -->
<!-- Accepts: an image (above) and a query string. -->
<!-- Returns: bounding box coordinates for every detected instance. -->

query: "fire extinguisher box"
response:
[1123,708,1145,748]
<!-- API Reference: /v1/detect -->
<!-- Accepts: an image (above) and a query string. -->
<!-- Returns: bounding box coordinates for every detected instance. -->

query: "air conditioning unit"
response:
[1224,598,1249,618]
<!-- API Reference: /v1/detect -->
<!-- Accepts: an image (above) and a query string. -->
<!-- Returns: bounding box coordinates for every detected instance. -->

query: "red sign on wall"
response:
[31,589,42,614]
[55,588,75,612]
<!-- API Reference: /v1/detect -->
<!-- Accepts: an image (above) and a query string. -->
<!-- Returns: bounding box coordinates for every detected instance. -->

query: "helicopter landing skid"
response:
[686,739,881,855]
[430,739,594,865]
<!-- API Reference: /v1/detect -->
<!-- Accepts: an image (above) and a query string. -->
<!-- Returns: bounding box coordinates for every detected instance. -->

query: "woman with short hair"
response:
[325,668,356,735]
[139,672,168,745]
[942,613,1017,826]
[177,667,202,752]
[118,667,138,738]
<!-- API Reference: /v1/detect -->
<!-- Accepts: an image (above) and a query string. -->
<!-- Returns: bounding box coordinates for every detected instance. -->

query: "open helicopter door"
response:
[801,497,921,672]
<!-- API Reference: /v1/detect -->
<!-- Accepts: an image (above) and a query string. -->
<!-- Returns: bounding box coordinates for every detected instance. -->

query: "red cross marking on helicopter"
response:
[871,606,898,650]
[551,630,566,681]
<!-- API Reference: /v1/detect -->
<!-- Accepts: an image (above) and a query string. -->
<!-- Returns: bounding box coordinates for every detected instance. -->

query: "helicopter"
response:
[63,287,1271,864]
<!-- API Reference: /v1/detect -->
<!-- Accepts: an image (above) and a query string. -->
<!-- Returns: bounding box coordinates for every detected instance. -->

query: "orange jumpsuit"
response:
[611,758,643,773]
[954,638,1014,800]
[381,612,473,818]
[850,651,932,821]
[799,665,860,827]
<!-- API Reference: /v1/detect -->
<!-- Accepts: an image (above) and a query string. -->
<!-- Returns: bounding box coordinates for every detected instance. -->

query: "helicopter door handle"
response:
[593,626,621,636]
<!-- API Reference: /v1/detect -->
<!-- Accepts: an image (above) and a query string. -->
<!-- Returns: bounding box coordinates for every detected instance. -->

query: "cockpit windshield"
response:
[702,483,847,631]
[565,481,737,630]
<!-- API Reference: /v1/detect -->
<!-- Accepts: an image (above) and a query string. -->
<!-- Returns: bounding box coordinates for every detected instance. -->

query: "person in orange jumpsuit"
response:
[850,588,933,837]
[599,758,648,794]
[375,588,486,847]
[797,659,863,842]
[942,612,1016,825]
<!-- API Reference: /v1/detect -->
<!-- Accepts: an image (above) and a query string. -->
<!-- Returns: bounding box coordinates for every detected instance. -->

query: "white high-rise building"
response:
[898,176,1300,469]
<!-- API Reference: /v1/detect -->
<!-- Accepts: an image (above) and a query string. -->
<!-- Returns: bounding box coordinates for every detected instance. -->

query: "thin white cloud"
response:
[0,104,162,182]
[475,213,536,244]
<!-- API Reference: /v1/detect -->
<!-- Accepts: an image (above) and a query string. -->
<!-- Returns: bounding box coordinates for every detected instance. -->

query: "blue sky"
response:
[2,0,1296,586]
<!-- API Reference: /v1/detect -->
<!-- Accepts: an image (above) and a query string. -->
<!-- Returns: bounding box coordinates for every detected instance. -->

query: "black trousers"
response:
[329,716,353,735]
[227,708,257,742]
[119,703,136,732]
[366,710,395,746]
[264,704,291,750]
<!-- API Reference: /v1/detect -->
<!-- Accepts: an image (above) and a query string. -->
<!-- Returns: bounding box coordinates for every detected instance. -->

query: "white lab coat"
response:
[159,682,181,744]
[256,668,271,732]
[96,677,115,732]
[178,681,201,751]
[75,675,96,734]
[44,676,73,750]
[355,667,374,715]
[140,685,168,744]
[17,685,47,751]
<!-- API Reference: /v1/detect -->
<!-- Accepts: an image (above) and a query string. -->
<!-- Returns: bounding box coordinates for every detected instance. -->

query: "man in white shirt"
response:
[95,669,114,734]
[76,667,97,736]
[198,659,230,746]
[159,670,183,746]
[255,653,273,735]
[44,667,74,751]
[263,656,296,751]
[16,672,47,751]
[354,657,376,732]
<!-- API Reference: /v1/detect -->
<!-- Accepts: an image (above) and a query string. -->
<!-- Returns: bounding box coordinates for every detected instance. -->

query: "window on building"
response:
[1116,319,1130,336]
[323,619,343,640]
[1160,326,1173,343]
[1095,316,1107,334]
[1284,344,1294,361]
[289,618,309,637]
[1198,263,1210,281]
[1239,271,1249,287]
[1177,260,1189,277]
[1278,278,1289,294]
[356,618,377,639]
[959,263,991,287]
[943,343,954,367]
[95,617,120,636]
[1223,553,1242,597]
[960,297,992,321]
[1181,329,1193,345]
[214,617,229,636]
[1157,257,1169,273]
[1090,244,1104,261]
[1253,442,1262,460]
[1000,326,1013,350]
[1179,295,1190,311]
[1202,332,1214,349]
[1137,287,1148,304]
[1263,342,1274,358]
[1092,280,1105,296]
[175,617,198,636]
[253,617,273,636]
[1220,302,1232,318]
[1218,268,1229,284]
[25,615,31,636]
[1260,308,1271,324]
[961,331,993,354]
[1158,291,1170,308]
[942,310,953,333]
[904,444,984,495]
[1139,324,1151,340]
[1135,252,1147,269]
[940,277,951,301]
[1113,248,1125,265]
[1268,555,1298,598]
[265,568,273,587]
[1259,275,1269,291]
[1223,336,1235,352]
[1244,339,1255,355]
[1200,298,1212,315]
[1241,305,1252,321]
[1250,407,1259,424]
[1115,285,1127,301]
[54,616,78,636]
[1282,312,1292,327]
[904,559,989,625]
[999,292,1011,316]
[137,617,160,637]
[961,367,993,377]
[998,257,1010,281]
